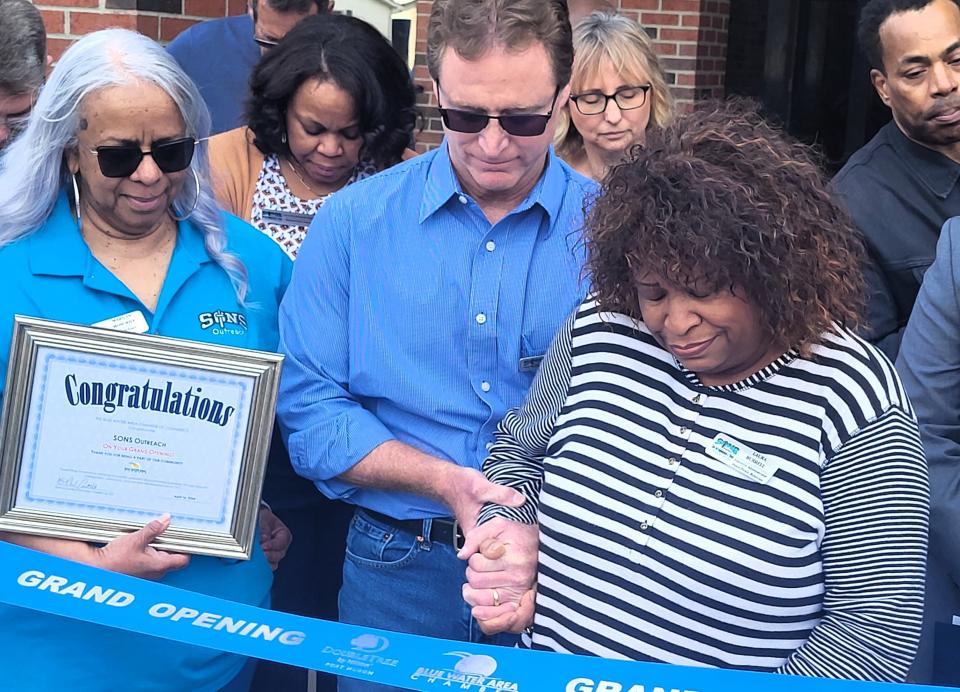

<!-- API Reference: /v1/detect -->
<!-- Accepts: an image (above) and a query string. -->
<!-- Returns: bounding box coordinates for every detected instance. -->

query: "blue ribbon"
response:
[0,540,942,691]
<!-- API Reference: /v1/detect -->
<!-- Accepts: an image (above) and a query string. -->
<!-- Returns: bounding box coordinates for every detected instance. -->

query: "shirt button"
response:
[639,522,649,531]
[475,313,487,325]
[654,490,664,498]
[458,195,468,204]
[485,240,496,252]
[668,457,678,466]
[485,442,493,451]
[481,381,491,392]
[692,394,702,404]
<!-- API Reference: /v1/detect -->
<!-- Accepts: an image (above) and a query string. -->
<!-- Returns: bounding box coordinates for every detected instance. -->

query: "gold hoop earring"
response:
[171,169,201,222]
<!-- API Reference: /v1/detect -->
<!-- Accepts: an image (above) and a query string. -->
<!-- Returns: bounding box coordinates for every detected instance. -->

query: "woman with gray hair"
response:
[0,0,46,149]
[0,28,291,691]
[554,11,674,180]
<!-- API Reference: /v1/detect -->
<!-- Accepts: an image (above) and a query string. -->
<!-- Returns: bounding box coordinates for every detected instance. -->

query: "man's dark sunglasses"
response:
[436,84,561,137]
[90,137,200,178]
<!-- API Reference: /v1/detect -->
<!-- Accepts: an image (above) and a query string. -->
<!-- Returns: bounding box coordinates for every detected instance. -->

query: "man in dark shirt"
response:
[833,0,960,360]
[167,0,329,135]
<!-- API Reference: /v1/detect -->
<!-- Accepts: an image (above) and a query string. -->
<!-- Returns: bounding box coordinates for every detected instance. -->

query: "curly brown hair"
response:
[586,99,865,354]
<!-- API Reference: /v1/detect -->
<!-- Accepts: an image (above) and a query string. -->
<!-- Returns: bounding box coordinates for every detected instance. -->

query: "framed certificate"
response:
[0,316,283,559]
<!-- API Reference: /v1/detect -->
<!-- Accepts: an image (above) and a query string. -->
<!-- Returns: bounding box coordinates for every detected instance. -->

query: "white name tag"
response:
[92,310,149,334]
[952,615,960,626]
[706,433,778,484]
[262,208,315,227]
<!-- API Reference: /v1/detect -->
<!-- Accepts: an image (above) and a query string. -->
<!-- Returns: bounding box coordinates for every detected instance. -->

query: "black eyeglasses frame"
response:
[569,84,652,116]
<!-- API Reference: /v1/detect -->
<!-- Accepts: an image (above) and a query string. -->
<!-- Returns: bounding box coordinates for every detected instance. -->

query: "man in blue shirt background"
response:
[167,0,330,135]
[277,1,596,689]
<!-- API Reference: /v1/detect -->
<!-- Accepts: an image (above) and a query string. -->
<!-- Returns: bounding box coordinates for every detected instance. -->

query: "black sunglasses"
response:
[436,84,561,137]
[90,137,199,178]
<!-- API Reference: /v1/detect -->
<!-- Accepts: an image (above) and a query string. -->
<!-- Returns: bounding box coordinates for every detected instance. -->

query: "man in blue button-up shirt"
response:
[277,0,596,686]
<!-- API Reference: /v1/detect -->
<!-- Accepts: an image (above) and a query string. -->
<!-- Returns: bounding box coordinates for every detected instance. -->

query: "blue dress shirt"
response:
[277,143,596,519]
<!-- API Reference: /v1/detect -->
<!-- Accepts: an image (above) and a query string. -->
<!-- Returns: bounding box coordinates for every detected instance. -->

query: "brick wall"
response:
[36,0,245,62]
[411,0,730,152]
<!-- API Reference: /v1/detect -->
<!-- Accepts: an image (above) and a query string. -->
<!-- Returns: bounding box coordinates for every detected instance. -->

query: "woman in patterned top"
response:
[209,13,417,259]
[461,100,930,682]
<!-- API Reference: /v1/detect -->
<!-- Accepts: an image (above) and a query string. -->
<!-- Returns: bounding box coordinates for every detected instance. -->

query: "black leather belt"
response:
[361,508,464,549]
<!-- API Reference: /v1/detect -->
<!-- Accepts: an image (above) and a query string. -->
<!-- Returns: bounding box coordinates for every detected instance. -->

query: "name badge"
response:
[92,310,149,334]
[262,208,315,227]
[706,433,778,484]
[519,355,544,373]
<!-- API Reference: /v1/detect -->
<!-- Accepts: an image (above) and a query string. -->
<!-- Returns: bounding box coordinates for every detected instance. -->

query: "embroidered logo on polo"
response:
[197,310,247,336]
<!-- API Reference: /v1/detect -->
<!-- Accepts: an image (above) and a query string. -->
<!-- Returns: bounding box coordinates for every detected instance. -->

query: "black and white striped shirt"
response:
[480,300,929,681]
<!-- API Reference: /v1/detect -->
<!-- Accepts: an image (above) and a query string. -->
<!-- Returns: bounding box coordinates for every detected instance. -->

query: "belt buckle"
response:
[452,518,465,551]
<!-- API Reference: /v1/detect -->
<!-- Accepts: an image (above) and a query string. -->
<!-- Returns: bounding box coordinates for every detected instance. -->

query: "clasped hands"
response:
[437,465,539,635]
[458,516,539,635]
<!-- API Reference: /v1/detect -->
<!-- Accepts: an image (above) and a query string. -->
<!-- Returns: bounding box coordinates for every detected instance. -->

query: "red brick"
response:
[40,9,65,34]
[620,0,661,9]
[160,16,198,41]
[662,57,696,71]
[681,13,701,27]
[137,14,160,40]
[676,73,696,86]
[662,0,701,10]
[185,0,226,17]
[70,12,138,35]
[653,41,678,56]
[659,27,699,41]
[45,0,98,8]
[641,12,680,25]
[47,37,72,62]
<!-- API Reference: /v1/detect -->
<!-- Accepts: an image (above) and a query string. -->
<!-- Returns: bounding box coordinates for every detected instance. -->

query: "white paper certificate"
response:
[15,346,254,532]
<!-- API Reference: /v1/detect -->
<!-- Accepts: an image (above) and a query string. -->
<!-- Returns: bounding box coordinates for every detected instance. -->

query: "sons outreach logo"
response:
[64,373,236,427]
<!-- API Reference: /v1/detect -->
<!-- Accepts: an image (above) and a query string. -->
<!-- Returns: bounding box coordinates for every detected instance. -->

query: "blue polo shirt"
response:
[277,143,597,519]
[0,191,292,691]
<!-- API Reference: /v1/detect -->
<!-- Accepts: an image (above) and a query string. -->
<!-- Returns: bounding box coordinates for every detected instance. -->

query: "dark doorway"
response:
[725,0,891,171]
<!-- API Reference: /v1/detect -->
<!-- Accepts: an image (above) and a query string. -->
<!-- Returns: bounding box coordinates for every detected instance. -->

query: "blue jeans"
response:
[338,509,514,692]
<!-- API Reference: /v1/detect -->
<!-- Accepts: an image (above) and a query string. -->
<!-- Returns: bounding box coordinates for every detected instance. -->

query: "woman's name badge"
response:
[707,433,778,484]
[91,310,149,334]
[262,208,315,227]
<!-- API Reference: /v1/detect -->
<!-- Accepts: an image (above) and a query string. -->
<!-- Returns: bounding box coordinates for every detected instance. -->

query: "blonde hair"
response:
[556,12,674,162]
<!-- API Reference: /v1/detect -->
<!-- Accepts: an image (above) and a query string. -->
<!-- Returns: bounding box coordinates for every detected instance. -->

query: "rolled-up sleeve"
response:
[276,197,395,500]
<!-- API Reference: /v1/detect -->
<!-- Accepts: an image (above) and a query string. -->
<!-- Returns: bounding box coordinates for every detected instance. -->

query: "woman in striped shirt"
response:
[461,100,930,681]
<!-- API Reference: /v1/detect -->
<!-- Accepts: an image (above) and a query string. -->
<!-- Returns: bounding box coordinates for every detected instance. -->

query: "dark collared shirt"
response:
[833,120,960,360]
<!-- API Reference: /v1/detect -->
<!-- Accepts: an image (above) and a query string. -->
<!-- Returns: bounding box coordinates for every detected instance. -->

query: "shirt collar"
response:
[888,121,960,199]
[29,188,214,277]
[419,140,568,228]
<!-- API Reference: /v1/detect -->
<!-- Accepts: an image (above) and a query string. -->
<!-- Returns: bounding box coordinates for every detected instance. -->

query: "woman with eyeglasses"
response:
[209,13,417,259]
[555,11,674,180]
[0,29,291,691]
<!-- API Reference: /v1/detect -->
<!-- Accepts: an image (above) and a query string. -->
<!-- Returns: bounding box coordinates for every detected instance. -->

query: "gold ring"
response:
[492,588,501,607]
